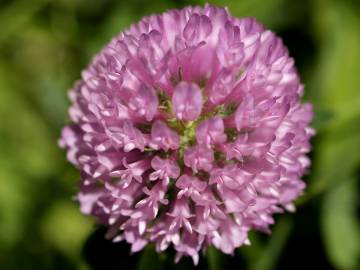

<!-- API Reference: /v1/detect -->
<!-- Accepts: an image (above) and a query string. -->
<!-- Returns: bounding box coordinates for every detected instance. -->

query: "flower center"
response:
[179,120,197,156]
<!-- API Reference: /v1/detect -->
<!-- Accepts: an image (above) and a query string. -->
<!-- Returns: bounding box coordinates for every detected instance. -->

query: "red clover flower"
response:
[59,4,314,264]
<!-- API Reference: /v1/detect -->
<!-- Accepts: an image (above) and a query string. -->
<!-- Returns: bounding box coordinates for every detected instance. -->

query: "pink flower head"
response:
[176,174,207,200]
[184,145,214,172]
[128,84,158,121]
[149,156,180,185]
[110,158,151,188]
[60,4,314,264]
[149,120,180,151]
[196,116,227,147]
[172,81,203,121]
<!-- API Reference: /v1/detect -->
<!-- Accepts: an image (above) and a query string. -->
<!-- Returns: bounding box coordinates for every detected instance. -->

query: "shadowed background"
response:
[0,0,359,269]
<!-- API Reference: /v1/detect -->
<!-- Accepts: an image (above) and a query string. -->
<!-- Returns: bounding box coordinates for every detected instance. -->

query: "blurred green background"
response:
[0,0,359,269]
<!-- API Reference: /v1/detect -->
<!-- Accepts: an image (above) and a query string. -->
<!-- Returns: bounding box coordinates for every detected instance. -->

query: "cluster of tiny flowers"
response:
[59,4,314,264]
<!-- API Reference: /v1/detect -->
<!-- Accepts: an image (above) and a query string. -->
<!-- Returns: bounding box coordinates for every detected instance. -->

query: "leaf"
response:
[249,217,293,270]
[137,245,165,270]
[310,107,335,130]
[193,0,297,30]
[0,161,31,249]
[206,246,223,270]
[306,1,360,269]
[310,1,360,124]
[0,63,62,179]
[322,178,360,270]
[305,0,360,201]
[40,200,94,261]
[0,0,49,44]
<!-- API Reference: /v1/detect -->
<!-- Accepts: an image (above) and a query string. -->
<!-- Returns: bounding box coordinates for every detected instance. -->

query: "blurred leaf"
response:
[249,217,293,270]
[13,23,77,128]
[206,246,223,270]
[0,161,30,248]
[322,178,360,270]
[307,1,360,268]
[240,232,265,266]
[193,0,301,30]
[40,200,94,261]
[302,117,360,203]
[310,0,360,123]
[0,0,49,44]
[0,60,63,252]
[307,0,360,197]
[310,107,335,130]
[0,63,61,178]
[137,245,165,270]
